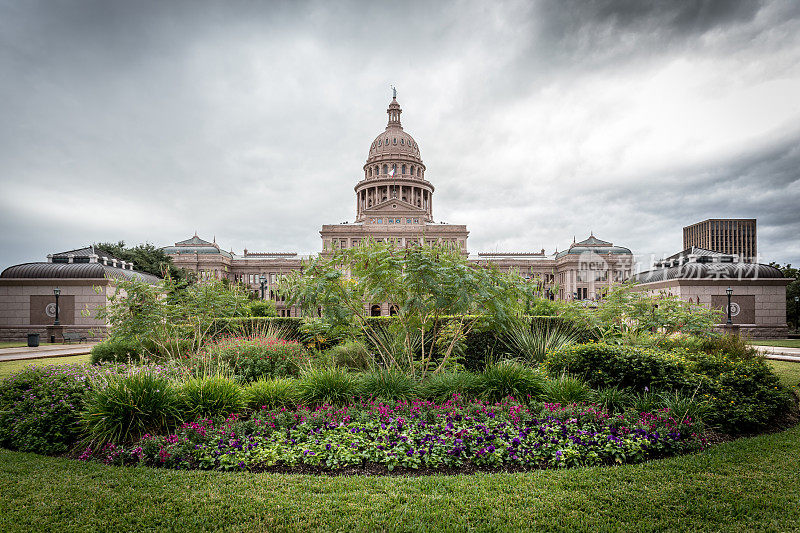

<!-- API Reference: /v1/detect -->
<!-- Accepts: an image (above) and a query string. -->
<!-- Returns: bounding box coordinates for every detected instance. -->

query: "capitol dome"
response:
[362,94,426,180]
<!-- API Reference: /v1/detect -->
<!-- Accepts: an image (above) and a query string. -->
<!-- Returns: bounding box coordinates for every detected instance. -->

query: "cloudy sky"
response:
[1,0,799,272]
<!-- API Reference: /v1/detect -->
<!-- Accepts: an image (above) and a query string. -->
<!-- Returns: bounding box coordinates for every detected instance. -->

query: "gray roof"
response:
[162,235,233,258]
[555,235,632,259]
[633,262,785,284]
[1,262,161,284]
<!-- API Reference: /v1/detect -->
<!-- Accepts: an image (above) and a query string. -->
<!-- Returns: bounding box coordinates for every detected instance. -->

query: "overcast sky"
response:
[1,0,799,272]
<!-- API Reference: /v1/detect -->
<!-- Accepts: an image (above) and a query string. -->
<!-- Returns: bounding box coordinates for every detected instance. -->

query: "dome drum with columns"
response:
[355,95,434,223]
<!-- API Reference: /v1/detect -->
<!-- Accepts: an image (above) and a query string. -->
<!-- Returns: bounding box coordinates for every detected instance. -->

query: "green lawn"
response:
[0,362,797,531]
[768,360,800,390]
[750,339,800,348]
[0,353,91,379]
[0,342,58,349]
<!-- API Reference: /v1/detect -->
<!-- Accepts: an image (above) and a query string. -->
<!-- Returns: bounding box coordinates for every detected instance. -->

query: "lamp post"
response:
[725,287,733,325]
[259,275,267,300]
[794,296,799,332]
[53,287,61,326]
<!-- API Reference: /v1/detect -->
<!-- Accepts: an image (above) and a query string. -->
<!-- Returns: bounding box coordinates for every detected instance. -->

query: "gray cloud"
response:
[1,0,799,271]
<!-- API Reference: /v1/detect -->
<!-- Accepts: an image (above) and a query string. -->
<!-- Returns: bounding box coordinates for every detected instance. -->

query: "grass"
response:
[768,360,800,390]
[0,342,58,349]
[1,424,799,532]
[0,354,91,379]
[0,357,798,531]
[750,339,800,348]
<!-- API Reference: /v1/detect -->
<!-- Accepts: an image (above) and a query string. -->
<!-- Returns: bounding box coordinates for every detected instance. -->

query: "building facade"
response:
[0,246,160,341]
[162,94,635,314]
[683,219,757,262]
[632,247,790,337]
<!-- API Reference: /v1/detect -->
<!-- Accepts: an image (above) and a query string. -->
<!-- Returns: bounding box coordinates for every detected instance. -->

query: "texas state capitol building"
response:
[163,94,635,316]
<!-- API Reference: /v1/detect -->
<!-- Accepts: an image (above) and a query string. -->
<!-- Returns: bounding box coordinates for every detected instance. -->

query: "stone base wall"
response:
[0,325,109,343]
[712,324,788,339]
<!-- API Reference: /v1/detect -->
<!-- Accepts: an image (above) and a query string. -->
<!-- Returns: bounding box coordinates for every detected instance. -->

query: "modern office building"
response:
[683,219,757,262]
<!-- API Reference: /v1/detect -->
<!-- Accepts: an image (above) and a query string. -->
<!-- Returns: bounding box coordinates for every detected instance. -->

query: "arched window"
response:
[383,164,388,174]
[402,164,406,174]
[375,165,379,176]
[400,139,404,145]
[368,168,372,177]
[370,305,382,317]
[393,138,397,145]
[389,305,398,316]
[410,165,414,175]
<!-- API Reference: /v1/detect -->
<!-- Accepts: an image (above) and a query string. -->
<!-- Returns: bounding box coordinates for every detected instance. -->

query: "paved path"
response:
[753,345,800,363]
[0,343,97,362]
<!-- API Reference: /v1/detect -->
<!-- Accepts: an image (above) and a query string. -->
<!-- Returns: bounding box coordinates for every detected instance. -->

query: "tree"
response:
[281,241,542,377]
[94,241,192,282]
[97,277,251,359]
[769,262,800,331]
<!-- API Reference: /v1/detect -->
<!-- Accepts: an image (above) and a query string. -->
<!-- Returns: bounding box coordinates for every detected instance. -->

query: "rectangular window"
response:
[377,218,382,224]
[406,218,412,224]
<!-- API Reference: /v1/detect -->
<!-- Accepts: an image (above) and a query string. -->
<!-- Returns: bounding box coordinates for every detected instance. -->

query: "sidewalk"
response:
[753,345,800,363]
[0,343,98,362]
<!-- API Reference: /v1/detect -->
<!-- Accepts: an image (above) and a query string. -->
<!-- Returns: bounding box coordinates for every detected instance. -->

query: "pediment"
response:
[363,198,426,215]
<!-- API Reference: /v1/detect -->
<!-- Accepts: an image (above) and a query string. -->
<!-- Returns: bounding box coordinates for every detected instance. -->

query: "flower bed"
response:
[0,362,183,455]
[196,336,309,381]
[79,396,704,472]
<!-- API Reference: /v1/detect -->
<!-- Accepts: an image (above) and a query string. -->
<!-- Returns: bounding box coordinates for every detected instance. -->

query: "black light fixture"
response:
[53,287,61,326]
[259,275,267,300]
[794,296,799,332]
[725,287,733,325]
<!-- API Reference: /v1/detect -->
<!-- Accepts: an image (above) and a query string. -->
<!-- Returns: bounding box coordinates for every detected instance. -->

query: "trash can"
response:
[27,333,40,347]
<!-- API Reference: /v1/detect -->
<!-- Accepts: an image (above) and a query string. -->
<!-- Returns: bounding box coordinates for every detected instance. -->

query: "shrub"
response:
[180,376,244,418]
[199,336,308,382]
[699,334,759,360]
[502,317,582,363]
[0,365,95,454]
[477,361,546,402]
[542,374,592,405]
[631,390,660,414]
[416,371,481,401]
[547,343,693,391]
[249,300,278,318]
[548,342,794,434]
[357,368,415,401]
[327,339,373,371]
[659,391,709,424]
[297,366,358,406]
[81,368,182,445]
[592,386,631,414]
[91,337,142,364]
[243,378,300,410]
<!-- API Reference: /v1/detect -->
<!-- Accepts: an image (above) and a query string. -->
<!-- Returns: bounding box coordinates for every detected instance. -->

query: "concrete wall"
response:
[0,279,112,341]
[633,278,790,338]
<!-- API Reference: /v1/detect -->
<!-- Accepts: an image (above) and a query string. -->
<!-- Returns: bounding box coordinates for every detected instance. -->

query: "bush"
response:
[81,368,182,445]
[548,342,794,434]
[212,317,303,340]
[243,378,300,410]
[297,366,358,407]
[592,386,631,414]
[502,317,582,363]
[542,374,592,405]
[249,300,278,318]
[91,337,142,364]
[659,391,709,424]
[416,371,481,401]
[180,376,244,418]
[198,336,308,382]
[0,365,94,454]
[327,339,373,371]
[477,361,546,402]
[357,368,416,401]
[547,343,693,391]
